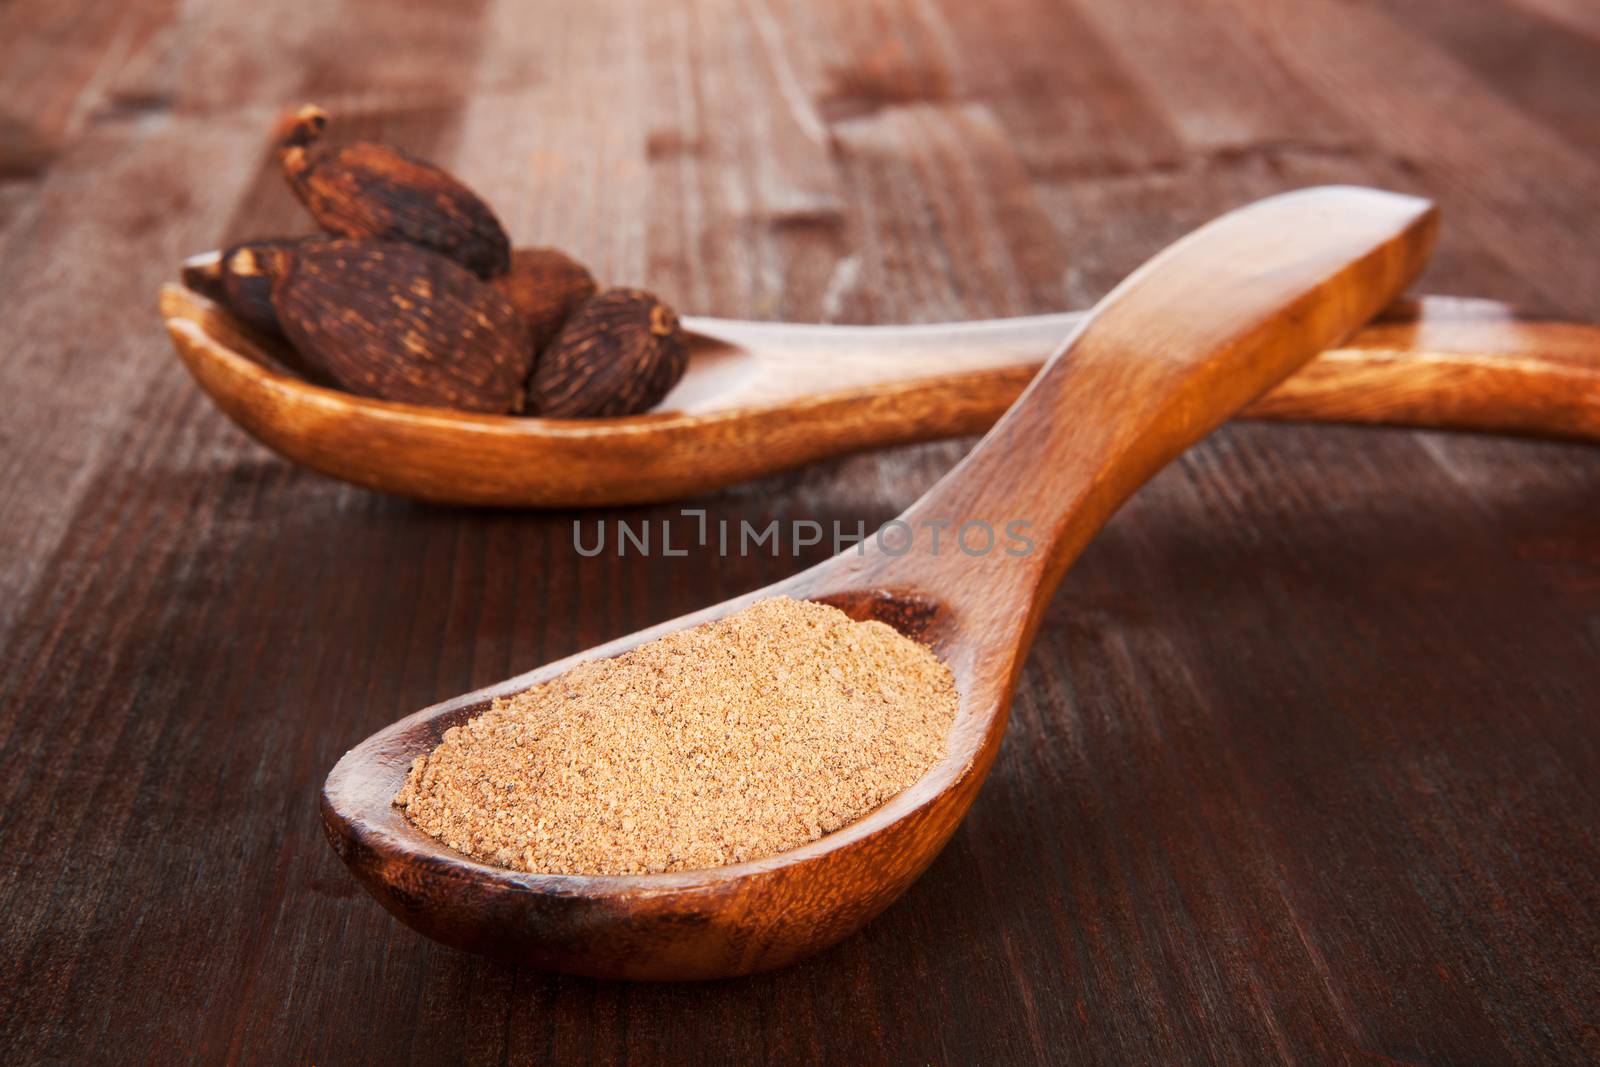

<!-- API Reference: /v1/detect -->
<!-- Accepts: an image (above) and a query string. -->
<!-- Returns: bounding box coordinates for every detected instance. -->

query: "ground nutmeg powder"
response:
[395,596,959,875]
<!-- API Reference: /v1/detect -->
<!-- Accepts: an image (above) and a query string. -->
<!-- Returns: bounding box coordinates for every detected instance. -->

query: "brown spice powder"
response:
[394,596,959,876]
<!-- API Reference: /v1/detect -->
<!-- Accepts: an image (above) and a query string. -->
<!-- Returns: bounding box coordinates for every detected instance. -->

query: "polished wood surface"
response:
[3,0,1598,1061]
[162,285,1600,507]
[324,188,1437,979]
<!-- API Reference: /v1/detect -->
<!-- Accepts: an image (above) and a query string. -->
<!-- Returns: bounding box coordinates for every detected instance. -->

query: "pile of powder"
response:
[394,596,959,876]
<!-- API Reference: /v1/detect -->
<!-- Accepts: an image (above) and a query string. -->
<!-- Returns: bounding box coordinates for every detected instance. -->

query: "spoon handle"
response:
[842,187,1438,644]
[682,297,1600,442]
[1247,296,1600,440]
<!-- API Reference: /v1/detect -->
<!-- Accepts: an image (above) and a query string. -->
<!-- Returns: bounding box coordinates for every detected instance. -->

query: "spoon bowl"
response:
[160,285,1600,508]
[322,186,1439,979]
[324,586,984,978]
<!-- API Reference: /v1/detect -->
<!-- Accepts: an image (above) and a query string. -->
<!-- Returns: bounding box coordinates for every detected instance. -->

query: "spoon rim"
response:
[163,282,1029,438]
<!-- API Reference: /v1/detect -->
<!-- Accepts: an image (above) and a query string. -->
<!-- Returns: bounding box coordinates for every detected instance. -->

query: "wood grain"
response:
[2,0,1597,1062]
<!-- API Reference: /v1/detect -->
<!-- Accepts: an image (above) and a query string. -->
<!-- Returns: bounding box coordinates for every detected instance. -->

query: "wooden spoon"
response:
[322,186,1437,979]
[160,278,1598,510]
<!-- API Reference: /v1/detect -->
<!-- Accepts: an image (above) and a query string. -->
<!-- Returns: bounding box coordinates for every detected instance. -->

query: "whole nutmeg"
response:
[529,288,688,418]
[277,105,511,279]
[184,237,317,336]
[271,240,532,413]
[492,247,599,356]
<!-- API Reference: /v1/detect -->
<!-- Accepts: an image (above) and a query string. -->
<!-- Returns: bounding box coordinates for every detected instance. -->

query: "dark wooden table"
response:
[3,0,1597,1063]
